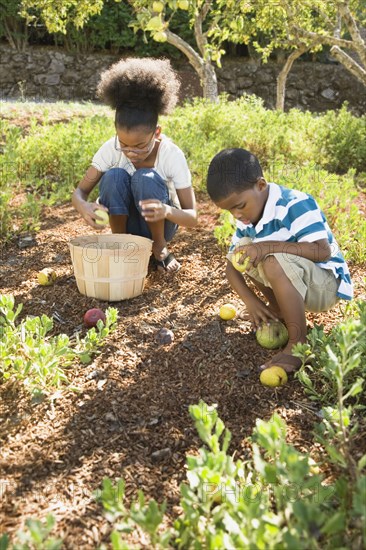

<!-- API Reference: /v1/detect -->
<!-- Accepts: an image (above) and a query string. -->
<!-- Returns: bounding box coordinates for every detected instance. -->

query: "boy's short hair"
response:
[206,148,263,201]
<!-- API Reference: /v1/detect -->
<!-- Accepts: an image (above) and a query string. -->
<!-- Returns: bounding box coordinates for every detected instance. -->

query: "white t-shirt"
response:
[91,134,191,208]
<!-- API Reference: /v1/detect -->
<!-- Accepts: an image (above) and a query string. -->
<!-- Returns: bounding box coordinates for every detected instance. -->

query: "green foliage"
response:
[0,0,28,51]
[1,98,365,262]
[97,399,365,548]
[293,300,366,407]
[0,514,62,550]
[293,300,366,549]
[168,96,365,263]
[0,294,118,394]
[213,210,236,252]
[315,105,366,174]
[20,0,105,34]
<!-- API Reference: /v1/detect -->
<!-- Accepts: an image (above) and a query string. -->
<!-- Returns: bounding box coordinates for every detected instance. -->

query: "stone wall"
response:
[0,44,365,115]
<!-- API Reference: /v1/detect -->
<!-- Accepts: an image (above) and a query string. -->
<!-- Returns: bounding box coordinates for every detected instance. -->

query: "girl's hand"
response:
[80,202,108,229]
[139,199,168,222]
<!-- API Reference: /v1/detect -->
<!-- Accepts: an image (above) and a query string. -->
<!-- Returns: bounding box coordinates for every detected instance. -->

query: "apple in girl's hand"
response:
[95,209,109,226]
[84,308,106,328]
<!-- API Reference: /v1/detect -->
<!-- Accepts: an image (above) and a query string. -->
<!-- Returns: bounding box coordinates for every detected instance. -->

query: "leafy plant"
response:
[0,514,62,550]
[97,399,366,549]
[293,300,366,407]
[0,294,118,394]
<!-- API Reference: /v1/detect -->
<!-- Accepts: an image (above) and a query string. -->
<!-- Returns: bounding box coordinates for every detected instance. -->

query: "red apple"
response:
[84,308,106,328]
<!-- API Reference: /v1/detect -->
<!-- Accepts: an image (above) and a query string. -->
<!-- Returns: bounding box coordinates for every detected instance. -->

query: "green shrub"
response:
[315,105,366,174]
[0,294,118,395]
[96,400,366,549]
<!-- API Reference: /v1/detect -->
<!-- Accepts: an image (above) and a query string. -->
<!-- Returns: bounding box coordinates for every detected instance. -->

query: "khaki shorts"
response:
[228,239,340,313]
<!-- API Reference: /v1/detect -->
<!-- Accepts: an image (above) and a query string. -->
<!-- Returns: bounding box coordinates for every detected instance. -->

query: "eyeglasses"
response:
[114,132,156,155]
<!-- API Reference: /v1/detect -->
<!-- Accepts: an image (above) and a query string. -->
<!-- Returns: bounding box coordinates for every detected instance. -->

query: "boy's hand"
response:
[245,294,279,330]
[234,242,267,268]
[139,199,168,222]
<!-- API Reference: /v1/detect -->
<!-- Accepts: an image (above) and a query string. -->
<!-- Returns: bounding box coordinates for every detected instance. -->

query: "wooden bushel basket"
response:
[69,234,153,301]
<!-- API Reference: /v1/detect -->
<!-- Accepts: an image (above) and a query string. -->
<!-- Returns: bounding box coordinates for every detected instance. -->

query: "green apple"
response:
[147,15,163,31]
[153,31,167,42]
[260,366,288,387]
[37,268,57,286]
[95,209,109,226]
[178,0,189,9]
[256,320,288,349]
[153,1,164,12]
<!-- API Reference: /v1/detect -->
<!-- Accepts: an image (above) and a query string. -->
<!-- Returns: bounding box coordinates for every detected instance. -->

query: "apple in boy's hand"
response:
[256,320,288,349]
[84,308,106,328]
[232,251,250,273]
[37,268,57,286]
[94,209,109,226]
[260,366,288,387]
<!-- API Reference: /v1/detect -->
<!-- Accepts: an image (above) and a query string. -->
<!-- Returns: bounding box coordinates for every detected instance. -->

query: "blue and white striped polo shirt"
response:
[229,183,353,300]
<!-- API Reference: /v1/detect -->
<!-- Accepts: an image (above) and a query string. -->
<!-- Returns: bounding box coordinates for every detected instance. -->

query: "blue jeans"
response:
[98,168,178,242]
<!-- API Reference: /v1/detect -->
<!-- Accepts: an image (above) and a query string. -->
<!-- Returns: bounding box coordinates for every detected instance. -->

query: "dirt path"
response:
[1,197,365,547]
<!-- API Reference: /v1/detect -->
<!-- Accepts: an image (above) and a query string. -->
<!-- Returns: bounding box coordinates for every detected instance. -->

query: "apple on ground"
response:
[37,268,57,286]
[84,308,106,328]
[260,366,288,387]
[219,303,236,320]
[256,320,288,349]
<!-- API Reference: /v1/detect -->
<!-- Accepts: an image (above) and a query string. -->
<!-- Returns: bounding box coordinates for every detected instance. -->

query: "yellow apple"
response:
[219,303,236,320]
[260,366,288,387]
[153,31,167,42]
[178,0,189,9]
[147,15,163,31]
[153,1,164,12]
[232,251,250,273]
[37,268,57,286]
[95,209,109,226]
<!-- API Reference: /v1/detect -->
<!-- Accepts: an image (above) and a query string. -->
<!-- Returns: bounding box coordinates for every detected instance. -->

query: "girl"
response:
[72,57,198,272]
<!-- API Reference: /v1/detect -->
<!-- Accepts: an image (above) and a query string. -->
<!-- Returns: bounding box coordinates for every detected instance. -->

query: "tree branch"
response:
[165,29,204,74]
[338,2,366,66]
[294,27,354,50]
[330,45,366,86]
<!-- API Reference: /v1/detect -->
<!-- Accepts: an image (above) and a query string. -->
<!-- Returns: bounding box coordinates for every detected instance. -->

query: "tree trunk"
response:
[201,62,218,102]
[276,46,307,111]
[165,29,219,101]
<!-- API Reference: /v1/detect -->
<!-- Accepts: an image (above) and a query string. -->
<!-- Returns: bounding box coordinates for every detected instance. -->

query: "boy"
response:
[206,148,353,372]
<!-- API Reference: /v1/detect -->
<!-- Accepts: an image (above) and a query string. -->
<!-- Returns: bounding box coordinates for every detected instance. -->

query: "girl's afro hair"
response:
[96,57,180,115]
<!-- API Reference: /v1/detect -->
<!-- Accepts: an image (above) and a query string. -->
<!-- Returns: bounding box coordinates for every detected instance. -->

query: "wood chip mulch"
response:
[1,194,365,548]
